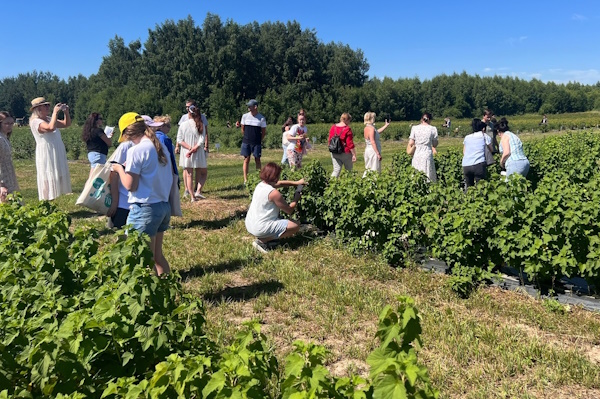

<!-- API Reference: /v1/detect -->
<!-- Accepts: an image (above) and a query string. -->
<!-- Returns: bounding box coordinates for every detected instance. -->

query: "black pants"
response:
[110,207,130,229]
[463,162,487,188]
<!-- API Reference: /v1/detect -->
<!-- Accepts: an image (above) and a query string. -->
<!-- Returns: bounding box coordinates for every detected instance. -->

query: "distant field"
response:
[8,111,600,160]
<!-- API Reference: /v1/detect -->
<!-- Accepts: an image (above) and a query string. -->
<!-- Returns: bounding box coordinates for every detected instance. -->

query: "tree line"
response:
[1,14,600,126]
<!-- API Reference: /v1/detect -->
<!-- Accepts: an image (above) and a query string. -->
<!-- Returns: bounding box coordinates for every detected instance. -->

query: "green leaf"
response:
[202,369,226,397]
[284,353,305,378]
[367,348,396,378]
[373,374,407,399]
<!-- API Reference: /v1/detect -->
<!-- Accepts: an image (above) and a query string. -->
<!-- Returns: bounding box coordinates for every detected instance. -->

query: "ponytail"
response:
[145,129,168,165]
[122,121,168,165]
[188,105,204,136]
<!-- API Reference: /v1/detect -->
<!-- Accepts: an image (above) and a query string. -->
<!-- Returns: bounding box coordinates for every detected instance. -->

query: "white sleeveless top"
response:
[245,182,280,236]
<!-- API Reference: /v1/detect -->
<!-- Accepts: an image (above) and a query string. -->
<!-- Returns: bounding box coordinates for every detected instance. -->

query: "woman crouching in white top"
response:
[111,112,174,275]
[245,162,305,253]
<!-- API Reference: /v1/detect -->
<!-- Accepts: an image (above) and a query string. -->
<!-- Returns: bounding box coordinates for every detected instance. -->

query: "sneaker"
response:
[194,192,206,199]
[266,240,280,249]
[252,239,269,254]
[183,190,189,198]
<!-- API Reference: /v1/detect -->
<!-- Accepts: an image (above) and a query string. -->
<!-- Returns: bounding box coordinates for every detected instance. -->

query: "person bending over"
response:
[245,162,304,253]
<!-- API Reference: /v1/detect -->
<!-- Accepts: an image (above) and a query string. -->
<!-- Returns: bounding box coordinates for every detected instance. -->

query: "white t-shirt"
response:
[111,141,134,209]
[286,124,308,151]
[241,112,267,145]
[282,130,290,147]
[125,137,173,204]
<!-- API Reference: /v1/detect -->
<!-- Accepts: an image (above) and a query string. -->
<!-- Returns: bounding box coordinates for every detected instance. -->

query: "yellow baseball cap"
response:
[118,112,143,142]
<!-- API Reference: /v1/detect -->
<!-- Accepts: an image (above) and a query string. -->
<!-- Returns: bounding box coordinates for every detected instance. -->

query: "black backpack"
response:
[328,127,345,154]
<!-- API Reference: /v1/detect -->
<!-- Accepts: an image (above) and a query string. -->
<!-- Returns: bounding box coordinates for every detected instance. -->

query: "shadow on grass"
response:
[203,280,284,303]
[218,193,248,200]
[179,257,249,280]
[278,232,320,251]
[69,209,99,219]
[176,209,246,230]
[214,183,246,192]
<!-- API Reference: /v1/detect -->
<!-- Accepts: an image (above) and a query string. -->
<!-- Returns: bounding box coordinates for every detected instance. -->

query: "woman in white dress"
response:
[0,111,19,196]
[177,105,208,201]
[29,97,72,200]
[363,111,389,176]
[407,112,438,182]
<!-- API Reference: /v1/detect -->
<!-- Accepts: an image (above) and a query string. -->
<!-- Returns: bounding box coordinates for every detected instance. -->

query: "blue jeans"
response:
[88,152,107,168]
[281,145,289,165]
[506,159,530,178]
[127,202,171,236]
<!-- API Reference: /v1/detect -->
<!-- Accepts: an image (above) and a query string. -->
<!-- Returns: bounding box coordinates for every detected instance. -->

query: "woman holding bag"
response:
[462,118,494,188]
[328,112,356,177]
[111,112,173,276]
[82,112,111,172]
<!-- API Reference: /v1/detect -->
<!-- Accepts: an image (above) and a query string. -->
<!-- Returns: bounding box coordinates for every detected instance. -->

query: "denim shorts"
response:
[506,159,530,178]
[127,202,171,236]
[247,219,289,241]
[88,151,107,168]
[241,143,262,158]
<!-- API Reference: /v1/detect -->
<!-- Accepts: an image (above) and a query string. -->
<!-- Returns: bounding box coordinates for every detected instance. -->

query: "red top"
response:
[328,125,355,153]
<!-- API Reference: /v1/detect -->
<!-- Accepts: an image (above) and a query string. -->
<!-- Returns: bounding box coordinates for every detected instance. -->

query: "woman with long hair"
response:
[0,111,19,195]
[286,114,309,170]
[407,112,438,181]
[82,112,112,175]
[29,97,72,200]
[177,104,208,201]
[110,112,173,276]
[363,112,389,175]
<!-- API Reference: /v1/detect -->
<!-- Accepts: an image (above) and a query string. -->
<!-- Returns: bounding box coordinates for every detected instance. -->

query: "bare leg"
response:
[196,168,208,195]
[280,220,300,238]
[243,156,251,183]
[151,232,170,276]
[255,157,262,172]
[183,168,195,202]
[260,220,300,242]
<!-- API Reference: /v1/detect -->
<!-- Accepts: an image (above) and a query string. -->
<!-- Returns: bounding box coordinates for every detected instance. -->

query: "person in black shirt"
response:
[82,112,112,176]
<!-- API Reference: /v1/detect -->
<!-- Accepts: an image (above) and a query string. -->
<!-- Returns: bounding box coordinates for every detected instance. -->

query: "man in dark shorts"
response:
[240,99,267,184]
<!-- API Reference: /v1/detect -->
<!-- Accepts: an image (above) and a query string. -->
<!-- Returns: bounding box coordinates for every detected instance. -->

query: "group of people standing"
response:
[1,97,533,261]
[461,110,530,188]
[0,96,214,276]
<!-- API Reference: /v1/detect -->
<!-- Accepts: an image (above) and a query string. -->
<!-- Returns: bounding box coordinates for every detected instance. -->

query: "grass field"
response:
[11,134,600,399]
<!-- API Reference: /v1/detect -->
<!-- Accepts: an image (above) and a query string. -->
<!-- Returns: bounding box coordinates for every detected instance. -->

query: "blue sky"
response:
[2,1,599,84]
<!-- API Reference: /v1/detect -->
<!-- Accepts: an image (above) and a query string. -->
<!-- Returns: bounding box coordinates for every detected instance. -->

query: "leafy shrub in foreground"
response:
[0,201,437,398]
[0,201,213,396]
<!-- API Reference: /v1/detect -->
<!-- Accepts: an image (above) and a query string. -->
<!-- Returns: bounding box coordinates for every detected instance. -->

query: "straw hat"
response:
[30,97,51,111]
